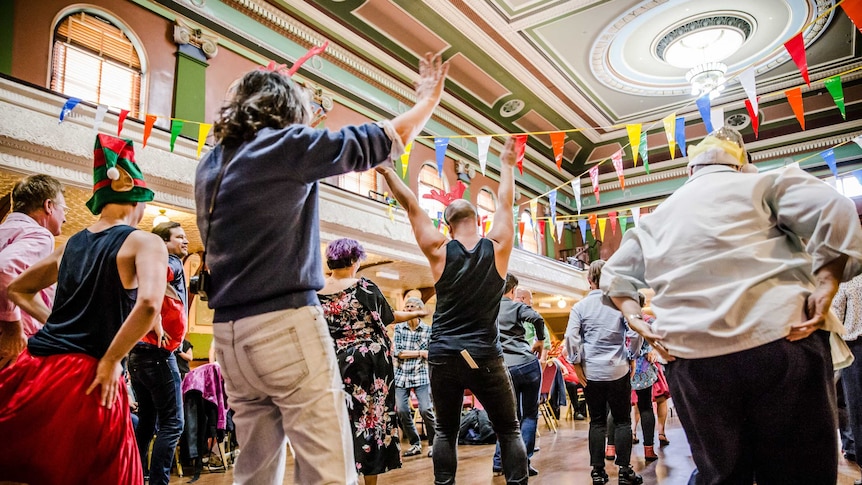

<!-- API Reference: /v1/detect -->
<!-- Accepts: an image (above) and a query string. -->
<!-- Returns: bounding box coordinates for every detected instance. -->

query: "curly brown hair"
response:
[213,70,311,147]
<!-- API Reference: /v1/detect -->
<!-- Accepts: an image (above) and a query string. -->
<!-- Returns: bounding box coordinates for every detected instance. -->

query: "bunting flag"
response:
[434,137,449,175]
[825,76,846,119]
[608,210,618,235]
[739,67,758,115]
[548,190,558,232]
[618,212,628,235]
[484,219,492,236]
[627,124,642,165]
[518,220,525,244]
[578,219,588,244]
[197,123,212,158]
[117,109,130,136]
[784,32,810,86]
[588,165,600,203]
[822,148,838,178]
[662,113,676,159]
[93,104,108,134]
[786,87,805,130]
[537,220,546,243]
[476,136,491,175]
[555,221,564,243]
[597,217,607,241]
[588,213,597,235]
[143,114,157,147]
[639,132,650,174]
[632,207,641,227]
[550,132,565,171]
[745,99,759,138]
[286,41,329,77]
[529,199,538,220]
[853,169,862,186]
[400,142,413,178]
[514,135,527,175]
[573,177,582,214]
[843,0,862,32]
[675,116,687,157]
[58,97,82,123]
[611,149,625,189]
[854,134,862,150]
[169,120,184,152]
[434,211,442,229]
[696,95,713,133]
[710,106,725,131]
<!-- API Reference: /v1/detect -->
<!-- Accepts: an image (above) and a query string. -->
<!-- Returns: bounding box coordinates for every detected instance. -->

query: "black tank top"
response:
[430,238,504,359]
[29,225,137,358]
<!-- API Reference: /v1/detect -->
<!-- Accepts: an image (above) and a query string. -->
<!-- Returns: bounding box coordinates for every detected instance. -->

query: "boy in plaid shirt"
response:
[393,297,435,457]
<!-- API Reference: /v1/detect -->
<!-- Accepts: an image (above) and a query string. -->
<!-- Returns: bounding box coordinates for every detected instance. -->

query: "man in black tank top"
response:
[378,137,528,484]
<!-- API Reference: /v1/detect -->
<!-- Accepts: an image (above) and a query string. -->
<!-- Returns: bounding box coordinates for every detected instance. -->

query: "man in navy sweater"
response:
[195,53,448,485]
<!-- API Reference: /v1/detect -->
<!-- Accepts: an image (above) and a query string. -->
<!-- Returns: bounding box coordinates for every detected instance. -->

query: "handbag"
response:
[631,355,659,390]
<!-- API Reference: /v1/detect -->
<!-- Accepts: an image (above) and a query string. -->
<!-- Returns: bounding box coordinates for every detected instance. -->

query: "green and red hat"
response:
[86,134,154,215]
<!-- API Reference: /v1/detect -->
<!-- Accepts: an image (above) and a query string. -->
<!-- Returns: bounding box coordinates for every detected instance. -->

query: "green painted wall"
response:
[173,52,207,138]
[0,2,13,75]
[186,332,213,362]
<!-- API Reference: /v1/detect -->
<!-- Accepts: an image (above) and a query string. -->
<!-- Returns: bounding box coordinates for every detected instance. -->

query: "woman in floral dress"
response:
[318,238,425,485]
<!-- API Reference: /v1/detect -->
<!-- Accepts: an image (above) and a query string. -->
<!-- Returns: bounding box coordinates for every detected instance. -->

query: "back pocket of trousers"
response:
[243,327,308,387]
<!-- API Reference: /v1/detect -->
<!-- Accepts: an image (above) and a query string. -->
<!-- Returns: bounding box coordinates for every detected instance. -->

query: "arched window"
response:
[519,210,539,254]
[51,11,144,117]
[417,164,447,221]
[476,188,496,234]
[336,170,378,197]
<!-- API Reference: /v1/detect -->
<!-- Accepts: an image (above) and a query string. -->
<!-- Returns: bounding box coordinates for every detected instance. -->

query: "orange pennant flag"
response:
[843,0,862,33]
[627,124,642,165]
[588,213,597,235]
[785,87,805,130]
[550,132,565,171]
[143,114,157,148]
[598,218,607,241]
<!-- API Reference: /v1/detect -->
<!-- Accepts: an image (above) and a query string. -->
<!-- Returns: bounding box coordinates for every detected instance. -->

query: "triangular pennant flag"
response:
[143,114,157,147]
[434,211,442,229]
[588,213,597,235]
[529,199,538,221]
[555,221,564,243]
[822,148,838,178]
[825,76,846,119]
[611,149,625,190]
[598,218,607,241]
[745,99,760,138]
[573,177,582,214]
[710,107,725,131]
[117,109,130,137]
[739,67,758,115]
[618,212,628,235]
[442,225,449,237]
[639,132,650,175]
[578,219,588,244]
[853,169,862,186]
[93,104,109,134]
[549,190,558,232]
[518,220,525,242]
[663,113,676,159]
[786,87,805,130]
[58,97,82,123]
[169,120,184,152]
[400,142,413,178]
[537,220,546,243]
[854,134,862,150]
[197,123,212,158]
[696,95,713,133]
[608,211,618,235]
[843,0,862,33]
[434,137,449,176]
[514,135,527,175]
[627,124,642,165]
[675,117,687,157]
[484,220,492,236]
[588,165,600,203]
[550,132,565,171]
[631,207,641,227]
[784,32,810,86]
[476,136,491,175]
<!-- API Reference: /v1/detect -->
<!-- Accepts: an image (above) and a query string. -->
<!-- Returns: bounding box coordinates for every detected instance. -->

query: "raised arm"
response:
[388,53,450,147]
[487,137,517,276]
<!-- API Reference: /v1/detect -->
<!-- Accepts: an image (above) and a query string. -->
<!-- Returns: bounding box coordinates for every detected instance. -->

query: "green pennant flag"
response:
[639,131,650,174]
[825,76,846,119]
[618,213,628,235]
[170,120,184,152]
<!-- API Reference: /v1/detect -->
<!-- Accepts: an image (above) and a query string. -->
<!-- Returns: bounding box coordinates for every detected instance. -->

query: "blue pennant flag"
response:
[434,137,449,176]
[675,116,687,157]
[821,148,837,178]
[59,97,82,123]
[696,95,713,134]
[578,219,588,245]
[549,189,558,231]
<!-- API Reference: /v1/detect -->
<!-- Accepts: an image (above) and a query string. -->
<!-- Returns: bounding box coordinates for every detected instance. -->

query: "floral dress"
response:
[318,277,401,476]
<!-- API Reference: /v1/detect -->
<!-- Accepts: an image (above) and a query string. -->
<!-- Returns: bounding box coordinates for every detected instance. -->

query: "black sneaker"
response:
[591,467,609,484]
[618,466,643,485]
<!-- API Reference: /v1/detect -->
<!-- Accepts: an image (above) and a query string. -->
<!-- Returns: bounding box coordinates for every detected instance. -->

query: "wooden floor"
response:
[170,412,862,484]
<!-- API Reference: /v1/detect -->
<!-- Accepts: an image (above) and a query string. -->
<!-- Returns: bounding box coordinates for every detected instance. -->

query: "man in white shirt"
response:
[602,128,862,484]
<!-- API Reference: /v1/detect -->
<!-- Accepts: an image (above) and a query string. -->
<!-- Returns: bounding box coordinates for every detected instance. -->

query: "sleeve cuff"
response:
[375,120,406,160]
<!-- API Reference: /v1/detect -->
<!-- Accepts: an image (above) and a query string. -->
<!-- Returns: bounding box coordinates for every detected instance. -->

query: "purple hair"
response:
[326,238,366,269]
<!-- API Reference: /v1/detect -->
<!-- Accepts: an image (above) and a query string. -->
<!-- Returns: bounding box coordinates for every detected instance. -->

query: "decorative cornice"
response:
[174,18,219,58]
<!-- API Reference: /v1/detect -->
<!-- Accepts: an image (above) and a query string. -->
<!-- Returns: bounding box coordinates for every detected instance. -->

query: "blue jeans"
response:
[843,339,862,463]
[493,359,540,470]
[429,354,527,485]
[396,384,436,446]
[128,345,184,485]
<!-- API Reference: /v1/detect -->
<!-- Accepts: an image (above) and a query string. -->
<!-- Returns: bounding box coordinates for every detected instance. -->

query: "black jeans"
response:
[668,332,836,485]
[608,385,655,446]
[584,374,633,468]
[129,345,184,485]
[429,354,528,485]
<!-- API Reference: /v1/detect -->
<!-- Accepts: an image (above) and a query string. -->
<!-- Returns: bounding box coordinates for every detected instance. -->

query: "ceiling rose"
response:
[656,15,754,69]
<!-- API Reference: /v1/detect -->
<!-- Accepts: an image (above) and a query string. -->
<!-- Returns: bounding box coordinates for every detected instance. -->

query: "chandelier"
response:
[686,61,727,99]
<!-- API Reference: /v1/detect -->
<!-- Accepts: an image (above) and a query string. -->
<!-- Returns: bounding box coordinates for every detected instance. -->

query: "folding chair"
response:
[538,362,559,433]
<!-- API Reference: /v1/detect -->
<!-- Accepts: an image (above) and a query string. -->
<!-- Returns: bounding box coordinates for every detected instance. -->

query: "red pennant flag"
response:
[117,109,130,137]
[588,214,597,235]
[518,221,525,241]
[608,211,618,235]
[744,99,759,138]
[783,33,810,86]
[611,149,625,190]
[538,220,546,241]
[842,0,862,33]
[550,132,565,171]
[286,41,329,76]
[588,165,600,203]
[785,87,805,130]
[143,114,157,147]
[514,135,527,175]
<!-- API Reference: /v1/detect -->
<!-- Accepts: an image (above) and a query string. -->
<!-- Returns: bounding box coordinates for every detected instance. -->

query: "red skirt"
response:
[0,350,142,485]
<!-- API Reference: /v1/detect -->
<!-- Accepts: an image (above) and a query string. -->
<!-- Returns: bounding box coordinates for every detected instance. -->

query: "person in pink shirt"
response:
[0,174,66,368]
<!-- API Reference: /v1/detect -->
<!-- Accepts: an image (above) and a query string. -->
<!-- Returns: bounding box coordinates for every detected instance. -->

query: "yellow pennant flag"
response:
[598,217,607,241]
[663,114,676,160]
[529,199,538,219]
[197,123,212,159]
[627,124,642,166]
[400,142,413,178]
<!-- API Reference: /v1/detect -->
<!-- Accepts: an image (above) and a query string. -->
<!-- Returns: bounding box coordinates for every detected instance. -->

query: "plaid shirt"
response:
[393,320,431,388]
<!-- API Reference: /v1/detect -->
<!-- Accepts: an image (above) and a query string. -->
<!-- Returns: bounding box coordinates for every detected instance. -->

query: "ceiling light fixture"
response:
[375,270,400,280]
[152,209,170,228]
[686,61,727,99]
[557,298,567,309]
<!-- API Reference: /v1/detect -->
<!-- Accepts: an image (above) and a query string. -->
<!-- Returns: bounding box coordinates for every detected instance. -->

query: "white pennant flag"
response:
[739,67,758,114]
[93,104,109,135]
[631,207,641,227]
[476,136,491,175]
[853,134,862,150]
[572,177,582,214]
[710,106,725,131]
[555,221,564,242]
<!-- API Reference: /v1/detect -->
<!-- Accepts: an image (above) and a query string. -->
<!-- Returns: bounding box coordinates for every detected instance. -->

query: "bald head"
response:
[444,199,477,228]
[514,287,532,306]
